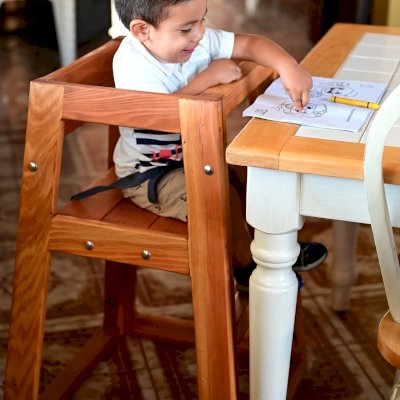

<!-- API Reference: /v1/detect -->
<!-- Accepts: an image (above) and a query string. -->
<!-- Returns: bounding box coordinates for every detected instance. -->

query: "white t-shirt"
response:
[112,27,235,178]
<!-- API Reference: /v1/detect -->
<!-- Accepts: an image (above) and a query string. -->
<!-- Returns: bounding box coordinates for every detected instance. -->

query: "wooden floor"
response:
[0,1,396,398]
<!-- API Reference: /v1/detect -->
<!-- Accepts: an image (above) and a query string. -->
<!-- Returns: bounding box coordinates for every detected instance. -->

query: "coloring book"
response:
[243,76,387,132]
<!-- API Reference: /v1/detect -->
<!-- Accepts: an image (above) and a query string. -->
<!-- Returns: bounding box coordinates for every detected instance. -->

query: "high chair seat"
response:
[4,36,306,399]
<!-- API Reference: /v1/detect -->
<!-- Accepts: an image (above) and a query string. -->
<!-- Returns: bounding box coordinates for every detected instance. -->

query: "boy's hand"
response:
[279,63,312,112]
[232,34,312,110]
[206,59,242,85]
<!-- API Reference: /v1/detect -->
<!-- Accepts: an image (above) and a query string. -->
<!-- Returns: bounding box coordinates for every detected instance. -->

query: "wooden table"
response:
[226,23,400,399]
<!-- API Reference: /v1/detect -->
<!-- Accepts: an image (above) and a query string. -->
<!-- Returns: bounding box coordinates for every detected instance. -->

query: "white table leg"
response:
[246,167,304,399]
[329,220,358,311]
[250,229,300,399]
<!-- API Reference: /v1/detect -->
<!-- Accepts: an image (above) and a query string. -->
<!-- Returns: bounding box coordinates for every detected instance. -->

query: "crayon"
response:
[330,95,379,109]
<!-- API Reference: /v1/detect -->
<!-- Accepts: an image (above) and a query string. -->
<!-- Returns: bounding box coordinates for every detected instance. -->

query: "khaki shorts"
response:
[122,168,187,222]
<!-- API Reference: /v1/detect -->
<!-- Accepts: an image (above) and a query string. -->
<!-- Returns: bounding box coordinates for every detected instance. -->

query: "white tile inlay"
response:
[340,56,398,74]
[296,125,363,143]
[359,33,400,47]
[334,69,392,84]
[349,43,400,60]
[296,32,400,141]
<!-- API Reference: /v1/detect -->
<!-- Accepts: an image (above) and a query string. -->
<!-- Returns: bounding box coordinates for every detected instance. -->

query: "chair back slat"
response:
[45,38,123,87]
[60,82,181,132]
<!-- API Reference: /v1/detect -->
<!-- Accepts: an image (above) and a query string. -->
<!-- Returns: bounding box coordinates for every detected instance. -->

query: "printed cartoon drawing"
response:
[276,101,327,118]
[310,81,358,98]
[254,108,268,115]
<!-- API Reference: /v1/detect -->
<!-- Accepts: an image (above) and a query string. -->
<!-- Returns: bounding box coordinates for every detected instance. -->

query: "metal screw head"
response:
[203,165,214,175]
[28,162,38,172]
[141,250,151,260]
[84,240,95,250]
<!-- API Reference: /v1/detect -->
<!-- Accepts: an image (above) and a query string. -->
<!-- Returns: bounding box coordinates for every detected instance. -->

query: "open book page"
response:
[243,76,387,132]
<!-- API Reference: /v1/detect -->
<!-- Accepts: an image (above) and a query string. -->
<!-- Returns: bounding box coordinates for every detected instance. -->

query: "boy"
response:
[111,0,327,290]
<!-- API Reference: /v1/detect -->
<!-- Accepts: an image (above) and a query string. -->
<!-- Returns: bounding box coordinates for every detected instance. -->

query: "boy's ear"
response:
[129,19,150,42]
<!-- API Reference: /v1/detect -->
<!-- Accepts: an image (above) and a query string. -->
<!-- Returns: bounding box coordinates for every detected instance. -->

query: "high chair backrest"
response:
[5,36,273,399]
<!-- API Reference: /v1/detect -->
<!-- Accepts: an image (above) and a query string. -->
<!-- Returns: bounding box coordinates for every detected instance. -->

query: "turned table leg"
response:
[329,220,358,311]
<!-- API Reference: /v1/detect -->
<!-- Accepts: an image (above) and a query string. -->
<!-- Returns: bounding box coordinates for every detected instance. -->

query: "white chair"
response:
[109,0,129,38]
[0,0,76,66]
[364,83,400,400]
[0,0,129,65]
[48,0,76,66]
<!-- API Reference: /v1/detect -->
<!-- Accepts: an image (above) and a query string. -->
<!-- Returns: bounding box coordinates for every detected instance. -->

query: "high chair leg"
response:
[5,249,53,400]
[191,261,238,399]
[5,83,66,400]
[180,96,238,399]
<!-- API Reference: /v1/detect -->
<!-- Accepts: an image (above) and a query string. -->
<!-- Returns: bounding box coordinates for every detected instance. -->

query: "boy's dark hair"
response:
[114,0,191,29]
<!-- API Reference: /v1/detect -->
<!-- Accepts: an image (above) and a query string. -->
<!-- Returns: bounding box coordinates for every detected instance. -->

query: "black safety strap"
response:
[71,161,183,203]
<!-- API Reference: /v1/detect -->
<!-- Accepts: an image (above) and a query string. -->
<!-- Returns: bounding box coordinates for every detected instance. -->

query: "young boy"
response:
[111,0,327,290]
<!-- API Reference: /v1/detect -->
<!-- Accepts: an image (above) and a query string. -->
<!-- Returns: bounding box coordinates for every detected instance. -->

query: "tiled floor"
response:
[0,1,397,399]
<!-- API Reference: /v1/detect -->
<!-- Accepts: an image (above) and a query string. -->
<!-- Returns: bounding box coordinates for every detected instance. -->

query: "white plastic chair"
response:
[364,83,400,400]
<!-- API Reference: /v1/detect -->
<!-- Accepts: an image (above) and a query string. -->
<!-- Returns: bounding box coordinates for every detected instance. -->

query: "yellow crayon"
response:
[330,95,379,109]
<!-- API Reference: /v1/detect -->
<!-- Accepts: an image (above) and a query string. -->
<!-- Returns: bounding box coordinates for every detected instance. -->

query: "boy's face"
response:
[141,0,207,63]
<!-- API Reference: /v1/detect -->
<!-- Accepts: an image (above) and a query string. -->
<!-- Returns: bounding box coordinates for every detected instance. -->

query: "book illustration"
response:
[243,76,387,132]
[310,81,358,98]
[276,101,328,118]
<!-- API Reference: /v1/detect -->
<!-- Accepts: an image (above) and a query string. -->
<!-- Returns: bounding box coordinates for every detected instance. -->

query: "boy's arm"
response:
[232,33,312,111]
[176,59,242,96]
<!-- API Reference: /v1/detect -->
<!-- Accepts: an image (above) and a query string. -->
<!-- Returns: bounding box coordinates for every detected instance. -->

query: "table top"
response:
[226,23,400,184]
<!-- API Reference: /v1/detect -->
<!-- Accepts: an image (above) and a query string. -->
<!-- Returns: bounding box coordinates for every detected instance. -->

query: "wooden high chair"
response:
[4,37,305,399]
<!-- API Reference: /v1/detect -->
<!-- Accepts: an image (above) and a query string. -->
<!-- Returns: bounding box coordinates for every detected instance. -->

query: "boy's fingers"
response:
[290,91,303,111]
[301,90,310,106]
[294,99,303,112]
[292,89,311,111]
